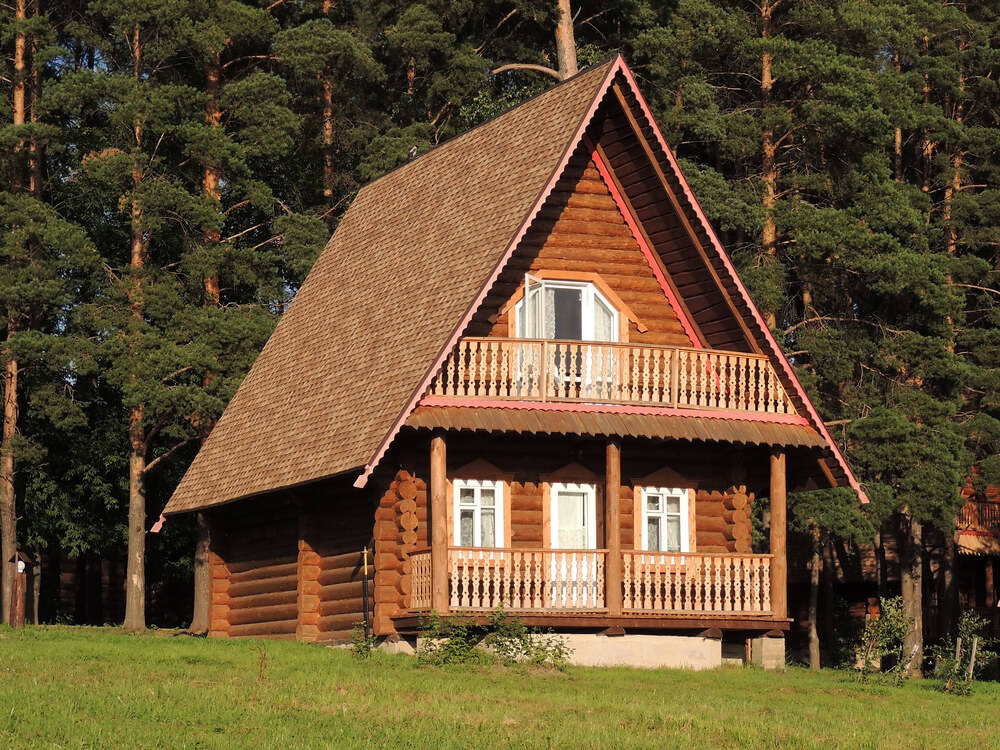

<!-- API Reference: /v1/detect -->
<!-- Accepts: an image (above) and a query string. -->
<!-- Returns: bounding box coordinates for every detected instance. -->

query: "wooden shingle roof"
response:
[163,59,620,515]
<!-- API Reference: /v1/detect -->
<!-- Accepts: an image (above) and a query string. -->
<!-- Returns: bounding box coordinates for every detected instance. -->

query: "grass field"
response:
[1,626,998,749]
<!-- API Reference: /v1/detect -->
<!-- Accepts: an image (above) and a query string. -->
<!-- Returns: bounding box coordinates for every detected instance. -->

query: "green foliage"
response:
[855,597,914,686]
[349,621,377,659]
[929,610,998,696]
[417,606,568,669]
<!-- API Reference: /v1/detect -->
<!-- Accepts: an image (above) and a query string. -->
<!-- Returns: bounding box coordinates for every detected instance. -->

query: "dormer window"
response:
[515,275,618,342]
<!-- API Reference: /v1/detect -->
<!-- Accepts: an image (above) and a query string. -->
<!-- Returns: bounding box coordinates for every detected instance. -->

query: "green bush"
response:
[855,596,913,685]
[350,621,377,659]
[930,610,997,696]
[417,606,568,669]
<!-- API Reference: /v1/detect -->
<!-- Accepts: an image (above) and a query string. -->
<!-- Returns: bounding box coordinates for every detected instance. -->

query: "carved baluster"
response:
[642,557,652,610]
[762,557,771,612]
[630,348,640,401]
[679,351,690,406]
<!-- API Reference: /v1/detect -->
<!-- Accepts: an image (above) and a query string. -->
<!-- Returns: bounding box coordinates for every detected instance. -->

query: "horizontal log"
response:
[318,565,369,587]
[318,612,368,634]
[320,579,366,601]
[227,573,298,599]
[697,531,735,547]
[733,538,752,553]
[228,619,298,638]
[228,603,299,627]
[210,619,231,633]
[228,560,297,583]
[320,596,366,617]
[318,550,367,571]
[228,589,297,611]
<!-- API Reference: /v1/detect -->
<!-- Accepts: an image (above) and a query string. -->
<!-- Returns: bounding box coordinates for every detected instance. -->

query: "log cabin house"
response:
[161,56,866,669]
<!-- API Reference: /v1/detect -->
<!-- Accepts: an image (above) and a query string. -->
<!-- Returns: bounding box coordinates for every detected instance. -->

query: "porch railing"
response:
[427,337,794,415]
[406,548,774,616]
[623,552,772,614]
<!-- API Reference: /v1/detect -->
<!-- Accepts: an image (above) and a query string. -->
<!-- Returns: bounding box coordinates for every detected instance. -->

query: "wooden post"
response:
[770,448,787,620]
[296,501,321,642]
[430,432,449,613]
[9,553,26,628]
[605,440,623,617]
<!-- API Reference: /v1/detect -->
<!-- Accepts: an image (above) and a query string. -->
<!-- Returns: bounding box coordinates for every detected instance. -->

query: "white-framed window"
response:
[550,482,598,549]
[515,275,618,343]
[453,479,503,547]
[641,487,689,552]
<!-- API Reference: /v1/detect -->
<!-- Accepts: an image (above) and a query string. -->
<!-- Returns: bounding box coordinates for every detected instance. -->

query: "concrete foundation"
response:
[379,634,417,656]
[562,633,722,670]
[750,636,786,670]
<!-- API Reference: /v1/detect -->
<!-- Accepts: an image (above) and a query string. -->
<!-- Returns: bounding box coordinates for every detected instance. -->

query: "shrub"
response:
[350,621,377,659]
[855,596,913,685]
[930,610,997,696]
[417,606,568,669]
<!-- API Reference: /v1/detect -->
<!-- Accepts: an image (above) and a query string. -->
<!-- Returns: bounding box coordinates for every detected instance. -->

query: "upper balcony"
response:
[960,501,1000,533]
[427,337,796,417]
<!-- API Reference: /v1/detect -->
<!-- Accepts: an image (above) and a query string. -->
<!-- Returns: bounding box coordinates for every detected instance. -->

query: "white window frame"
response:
[453,479,504,547]
[640,486,689,553]
[550,482,598,549]
[515,277,618,343]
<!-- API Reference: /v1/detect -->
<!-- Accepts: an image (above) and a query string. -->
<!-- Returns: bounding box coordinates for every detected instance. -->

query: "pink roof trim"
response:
[616,63,868,503]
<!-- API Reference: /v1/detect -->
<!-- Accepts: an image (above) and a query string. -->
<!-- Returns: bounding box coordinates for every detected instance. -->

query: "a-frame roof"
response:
[164,55,865,516]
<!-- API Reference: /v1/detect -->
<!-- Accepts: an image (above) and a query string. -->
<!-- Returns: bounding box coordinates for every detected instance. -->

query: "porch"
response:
[388,431,791,633]
[407,547,774,616]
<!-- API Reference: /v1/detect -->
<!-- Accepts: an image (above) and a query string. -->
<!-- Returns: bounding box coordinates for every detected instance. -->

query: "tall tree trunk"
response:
[899,512,923,677]
[822,538,836,654]
[28,0,41,196]
[892,50,903,183]
[554,0,577,80]
[203,51,222,305]
[939,532,957,637]
[29,542,40,624]
[125,406,146,630]
[808,527,822,670]
[2,0,29,625]
[760,0,777,328]
[320,0,336,206]
[1,327,18,626]
[188,512,211,633]
[919,36,933,199]
[874,527,888,600]
[123,23,147,632]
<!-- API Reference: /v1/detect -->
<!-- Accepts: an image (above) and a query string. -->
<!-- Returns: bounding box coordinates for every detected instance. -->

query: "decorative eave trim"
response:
[417,396,812,425]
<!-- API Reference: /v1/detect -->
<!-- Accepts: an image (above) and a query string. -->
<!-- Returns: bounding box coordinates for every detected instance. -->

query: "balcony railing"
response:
[960,501,1000,532]
[427,337,795,415]
[406,548,774,616]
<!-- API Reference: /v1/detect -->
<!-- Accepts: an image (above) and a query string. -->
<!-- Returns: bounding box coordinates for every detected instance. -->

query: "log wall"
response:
[470,148,695,348]
[209,496,299,640]
[207,477,376,642]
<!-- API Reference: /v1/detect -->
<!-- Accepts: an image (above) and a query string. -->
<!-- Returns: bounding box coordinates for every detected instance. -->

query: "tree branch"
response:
[145,438,197,473]
[489,63,561,80]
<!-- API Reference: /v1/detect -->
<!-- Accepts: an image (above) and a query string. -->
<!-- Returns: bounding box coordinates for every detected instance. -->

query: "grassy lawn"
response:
[1,627,997,749]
